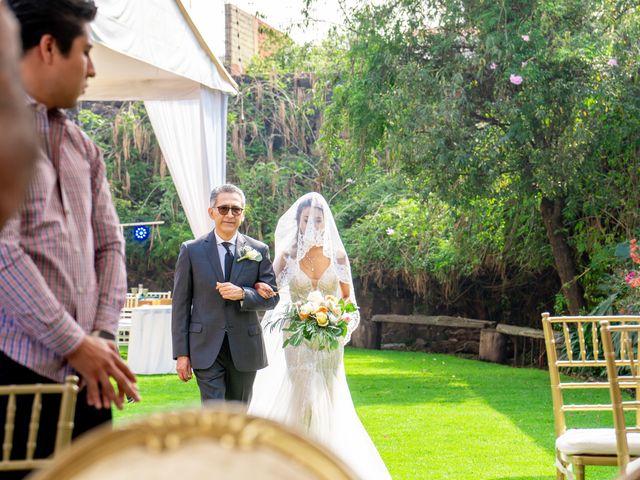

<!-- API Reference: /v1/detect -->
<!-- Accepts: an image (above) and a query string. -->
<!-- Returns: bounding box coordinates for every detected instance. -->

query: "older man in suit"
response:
[172,184,279,403]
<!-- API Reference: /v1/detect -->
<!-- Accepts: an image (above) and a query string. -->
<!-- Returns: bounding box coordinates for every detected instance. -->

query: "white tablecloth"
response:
[128,305,176,374]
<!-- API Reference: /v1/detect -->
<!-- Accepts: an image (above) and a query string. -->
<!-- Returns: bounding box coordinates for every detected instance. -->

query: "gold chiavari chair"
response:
[601,321,640,477]
[125,294,139,308]
[118,306,135,346]
[542,312,640,480]
[144,291,172,299]
[0,376,78,473]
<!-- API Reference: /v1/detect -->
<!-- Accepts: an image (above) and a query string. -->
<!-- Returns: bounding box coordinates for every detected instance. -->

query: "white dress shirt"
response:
[214,231,238,280]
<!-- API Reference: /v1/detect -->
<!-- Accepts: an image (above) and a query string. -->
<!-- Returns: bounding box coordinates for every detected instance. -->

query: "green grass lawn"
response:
[115,348,620,480]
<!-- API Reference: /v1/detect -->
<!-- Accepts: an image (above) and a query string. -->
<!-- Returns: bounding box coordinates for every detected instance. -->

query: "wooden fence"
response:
[371,314,545,367]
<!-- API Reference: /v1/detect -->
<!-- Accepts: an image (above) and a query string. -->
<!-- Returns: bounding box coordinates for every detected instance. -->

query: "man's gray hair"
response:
[209,184,246,207]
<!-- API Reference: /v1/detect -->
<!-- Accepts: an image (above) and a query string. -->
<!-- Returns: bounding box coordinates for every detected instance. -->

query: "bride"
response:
[249,192,391,480]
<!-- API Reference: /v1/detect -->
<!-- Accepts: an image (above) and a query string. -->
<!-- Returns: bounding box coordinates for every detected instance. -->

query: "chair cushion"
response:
[626,456,640,476]
[557,428,640,456]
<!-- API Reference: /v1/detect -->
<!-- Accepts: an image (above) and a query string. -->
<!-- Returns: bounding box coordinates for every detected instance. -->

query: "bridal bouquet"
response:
[268,291,357,350]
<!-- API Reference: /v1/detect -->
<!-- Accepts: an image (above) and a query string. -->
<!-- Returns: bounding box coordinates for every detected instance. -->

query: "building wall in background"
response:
[225,3,286,75]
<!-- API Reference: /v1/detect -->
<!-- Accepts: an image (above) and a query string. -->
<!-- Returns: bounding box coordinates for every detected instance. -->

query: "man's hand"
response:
[65,335,140,410]
[176,355,192,382]
[216,282,245,301]
[254,282,276,299]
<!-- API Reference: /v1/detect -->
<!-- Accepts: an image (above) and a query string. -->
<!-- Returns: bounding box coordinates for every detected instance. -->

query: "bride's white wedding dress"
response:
[249,264,391,480]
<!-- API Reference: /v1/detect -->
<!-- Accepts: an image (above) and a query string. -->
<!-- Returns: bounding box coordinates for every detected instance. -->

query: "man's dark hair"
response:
[7,0,97,56]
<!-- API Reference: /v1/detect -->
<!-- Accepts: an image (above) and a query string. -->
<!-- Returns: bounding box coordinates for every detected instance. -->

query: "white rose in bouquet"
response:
[299,302,315,319]
[307,290,324,306]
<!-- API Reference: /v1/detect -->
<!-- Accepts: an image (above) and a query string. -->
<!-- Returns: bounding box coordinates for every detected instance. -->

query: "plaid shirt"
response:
[0,99,126,382]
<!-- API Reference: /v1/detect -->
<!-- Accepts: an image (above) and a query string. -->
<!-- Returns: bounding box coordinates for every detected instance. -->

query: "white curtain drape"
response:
[145,87,228,237]
[84,0,237,239]
[200,87,228,201]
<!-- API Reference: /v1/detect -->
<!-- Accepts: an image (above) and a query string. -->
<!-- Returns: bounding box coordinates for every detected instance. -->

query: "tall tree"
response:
[318,0,640,314]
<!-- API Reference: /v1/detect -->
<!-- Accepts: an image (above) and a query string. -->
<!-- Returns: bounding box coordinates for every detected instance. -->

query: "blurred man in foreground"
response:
[0,1,139,478]
[0,0,38,228]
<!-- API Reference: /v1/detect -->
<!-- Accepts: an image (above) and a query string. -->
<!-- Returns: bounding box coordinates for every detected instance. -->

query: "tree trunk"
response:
[539,197,585,315]
[479,329,506,364]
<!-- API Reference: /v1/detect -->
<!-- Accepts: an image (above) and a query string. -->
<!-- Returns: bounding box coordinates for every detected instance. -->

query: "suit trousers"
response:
[192,334,256,404]
[0,352,112,480]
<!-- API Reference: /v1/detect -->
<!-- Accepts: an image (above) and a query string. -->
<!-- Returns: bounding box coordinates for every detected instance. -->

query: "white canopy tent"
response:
[81,0,237,237]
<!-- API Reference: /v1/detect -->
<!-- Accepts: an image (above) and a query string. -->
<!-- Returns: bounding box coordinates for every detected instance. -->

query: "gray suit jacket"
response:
[171,230,279,371]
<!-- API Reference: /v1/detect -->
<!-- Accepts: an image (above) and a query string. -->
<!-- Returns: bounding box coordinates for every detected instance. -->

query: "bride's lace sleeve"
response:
[344,303,360,344]
[335,263,351,285]
[276,254,296,289]
[335,251,351,284]
[334,252,360,343]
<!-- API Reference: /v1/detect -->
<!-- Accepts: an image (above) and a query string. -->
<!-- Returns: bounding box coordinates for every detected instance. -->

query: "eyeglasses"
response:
[215,205,244,216]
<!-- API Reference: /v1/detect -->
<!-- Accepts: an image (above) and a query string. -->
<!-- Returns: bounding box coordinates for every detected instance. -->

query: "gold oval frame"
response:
[29,404,359,479]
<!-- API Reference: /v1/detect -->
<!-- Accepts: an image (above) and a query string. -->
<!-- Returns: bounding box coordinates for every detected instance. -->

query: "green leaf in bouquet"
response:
[304,322,315,336]
[327,325,340,335]
[343,302,358,313]
[339,322,348,336]
[267,315,286,332]
[285,329,304,347]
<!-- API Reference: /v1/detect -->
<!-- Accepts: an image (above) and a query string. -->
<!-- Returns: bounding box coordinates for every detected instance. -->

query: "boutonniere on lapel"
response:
[236,245,262,262]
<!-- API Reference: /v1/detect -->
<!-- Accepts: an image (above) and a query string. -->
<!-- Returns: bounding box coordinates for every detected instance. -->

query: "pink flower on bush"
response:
[623,240,640,289]
[608,58,618,67]
[521,35,530,42]
[609,239,640,313]
[489,62,497,70]
[509,74,523,85]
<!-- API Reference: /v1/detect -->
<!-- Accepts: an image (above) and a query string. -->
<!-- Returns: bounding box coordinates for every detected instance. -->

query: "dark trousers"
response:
[193,334,256,404]
[0,352,112,479]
